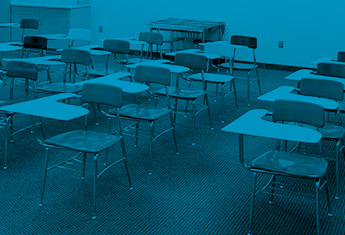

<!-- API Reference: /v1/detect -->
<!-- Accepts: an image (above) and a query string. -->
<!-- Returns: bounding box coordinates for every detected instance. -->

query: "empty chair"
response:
[67,28,91,47]
[103,39,131,71]
[337,52,345,62]
[316,62,345,78]
[299,78,345,199]
[36,48,91,94]
[20,19,38,42]
[188,42,238,123]
[220,35,261,105]
[139,32,164,59]
[155,53,213,145]
[22,36,47,57]
[111,65,178,174]
[246,99,332,235]
[39,83,132,219]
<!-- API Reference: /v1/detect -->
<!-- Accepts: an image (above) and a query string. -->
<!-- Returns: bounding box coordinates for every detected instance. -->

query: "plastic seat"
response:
[22,36,47,57]
[219,35,261,105]
[103,39,131,72]
[36,49,90,95]
[316,62,345,78]
[20,19,38,42]
[155,53,213,145]
[39,83,132,220]
[299,78,345,199]
[245,99,332,235]
[109,65,178,174]
[139,32,164,59]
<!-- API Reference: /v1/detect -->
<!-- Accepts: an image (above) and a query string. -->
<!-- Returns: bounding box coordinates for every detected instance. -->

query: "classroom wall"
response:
[90,0,345,68]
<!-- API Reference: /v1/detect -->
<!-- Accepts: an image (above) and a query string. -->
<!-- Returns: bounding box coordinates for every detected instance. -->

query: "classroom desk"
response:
[222,109,322,143]
[165,49,222,60]
[0,23,20,28]
[285,69,345,86]
[126,60,190,74]
[0,43,23,67]
[147,18,225,43]
[0,93,89,168]
[257,86,339,110]
[75,72,149,94]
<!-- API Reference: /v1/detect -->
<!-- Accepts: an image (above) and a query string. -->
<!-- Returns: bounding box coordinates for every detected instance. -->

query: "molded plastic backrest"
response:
[139,32,164,45]
[7,61,38,81]
[231,35,257,49]
[20,19,38,29]
[299,78,344,101]
[134,65,171,86]
[273,99,324,127]
[81,83,123,108]
[23,36,47,49]
[103,39,130,54]
[61,49,91,66]
[317,63,345,78]
[174,53,208,70]
[68,28,91,42]
[337,52,345,62]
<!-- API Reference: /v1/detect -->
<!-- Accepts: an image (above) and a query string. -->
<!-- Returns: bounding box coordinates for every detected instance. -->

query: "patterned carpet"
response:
[0,55,344,235]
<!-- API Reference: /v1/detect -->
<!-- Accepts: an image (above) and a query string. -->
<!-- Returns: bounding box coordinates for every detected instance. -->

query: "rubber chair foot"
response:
[38,203,43,207]
[328,212,334,217]
[92,215,97,220]
[335,195,340,200]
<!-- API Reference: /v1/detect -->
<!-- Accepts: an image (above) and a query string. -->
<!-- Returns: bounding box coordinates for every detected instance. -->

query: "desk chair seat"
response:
[40,83,132,220]
[299,78,345,199]
[251,151,328,178]
[36,82,82,94]
[246,99,332,235]
[116,104,170,121]
[45,130,121,153]
[112,65,178,174]
[155,87,206,99]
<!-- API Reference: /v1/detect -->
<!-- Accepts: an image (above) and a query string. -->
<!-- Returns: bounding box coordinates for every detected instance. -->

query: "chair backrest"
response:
[174,53,208,71]
[81,83,123,108]
[6,61,38,81]
[337,52,345,62]
[23,36,47,50]
[231,35,257,49]
[317,62,345,78]
[299,78,344,101]
[61,48,91,66]
[67,28,91,42]
[103,39,130,54]
[273,99,324,128]
[20,19,38,29]
[139,32,164,45]
[134,65,171,86]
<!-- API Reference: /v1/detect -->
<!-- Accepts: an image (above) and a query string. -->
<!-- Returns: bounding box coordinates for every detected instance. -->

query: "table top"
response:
[0,93,89,121]
[75,72,149,94]
[147,18,225,33]
[99,37,146,46]
[0,43,22,52]
[199,41,249,49]
[166,49,221,60]
[73,45,112,56]
[221,109,322,143]
[37,34,68,40]
[257,86,339,110]
[126,60,190,74]
[3,55,65,66]
[285,69,345,86]
[0,23,20,28]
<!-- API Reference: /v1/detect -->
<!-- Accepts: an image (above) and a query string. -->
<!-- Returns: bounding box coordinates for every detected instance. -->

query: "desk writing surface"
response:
[166,49,221,60]
[0,23,20,28]
[221,109,322,143]
[0,93,89,121]
[126,60,189,74]
[285,69,345,86]
[257,86,339,110]
[74,45,112,56]
[3,55,64,66]
[99,38,146,46]
[76,72,148,94]
[0,44,22,52]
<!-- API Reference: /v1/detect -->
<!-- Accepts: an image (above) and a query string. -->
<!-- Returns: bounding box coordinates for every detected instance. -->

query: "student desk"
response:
[126,60,190,74]
[285,69,345,87]
[258,86,339,111]
[0,93,89,168]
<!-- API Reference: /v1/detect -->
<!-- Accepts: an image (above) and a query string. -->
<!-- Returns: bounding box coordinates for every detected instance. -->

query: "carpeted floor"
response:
[0,54,344,235]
